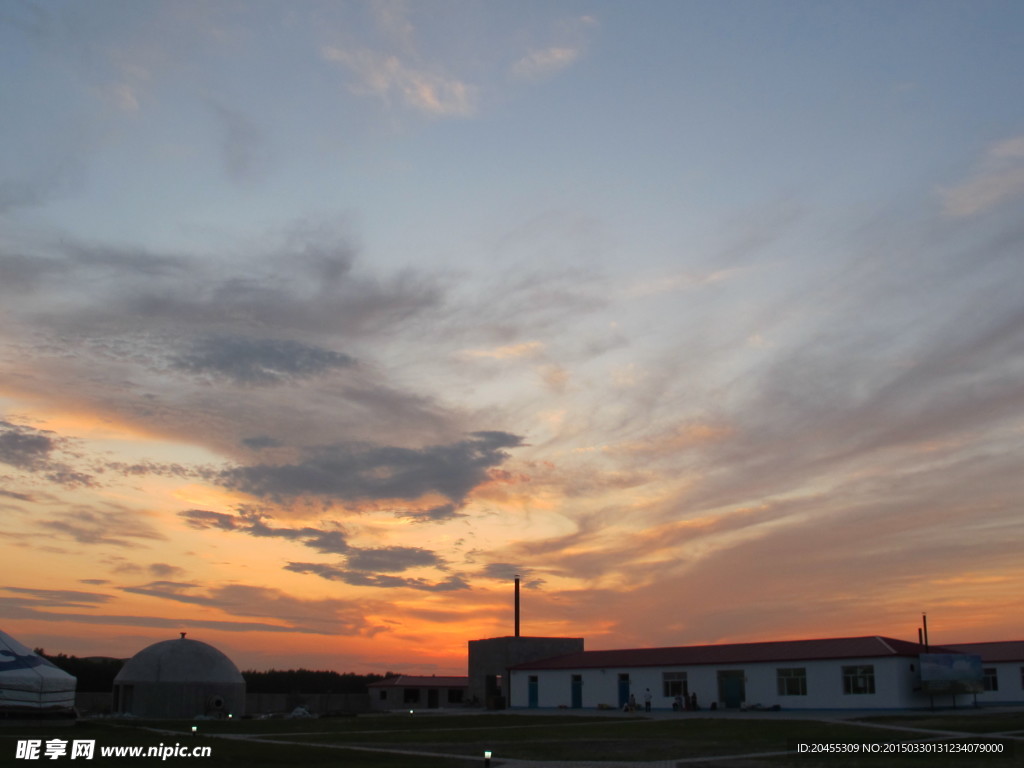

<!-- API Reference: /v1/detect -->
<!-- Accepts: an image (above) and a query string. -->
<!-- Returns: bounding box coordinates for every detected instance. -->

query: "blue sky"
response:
[2,0,1023,672]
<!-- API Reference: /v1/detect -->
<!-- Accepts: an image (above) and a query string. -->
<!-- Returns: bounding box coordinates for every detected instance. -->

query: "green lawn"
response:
[0,711,1018,767]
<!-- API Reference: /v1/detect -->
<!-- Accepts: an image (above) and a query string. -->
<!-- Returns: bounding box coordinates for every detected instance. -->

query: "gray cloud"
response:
[180,509,239,531]
[178,508,453,579]
[220,430,523,504]
[179,508,351,555]
[0,419,97,488]
[285,562,469,592]
[0,228,456,469]
[395,503,464,523]
[2,227,439,340]
[242,436,283,450]
[148,563,186,578]
[0,420,57,470]
[0,489,34,502]
[345,546,443,573]
[172,335,355,386]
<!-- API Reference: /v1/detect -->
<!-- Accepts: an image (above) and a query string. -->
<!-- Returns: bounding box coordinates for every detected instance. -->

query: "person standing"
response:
[643,688,652,712]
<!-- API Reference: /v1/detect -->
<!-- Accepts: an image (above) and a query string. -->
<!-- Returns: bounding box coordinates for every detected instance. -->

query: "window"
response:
[842,665,875,695]
[447,688,464,704]
[662,671,688,697]
[777,668,807,696]
[378,690,387,701]
[403,688,420,704]
[983,668,998,692]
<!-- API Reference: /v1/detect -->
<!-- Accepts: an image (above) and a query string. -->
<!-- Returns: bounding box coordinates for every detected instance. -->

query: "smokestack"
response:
[922,612,929,651]
[514,575,521,637]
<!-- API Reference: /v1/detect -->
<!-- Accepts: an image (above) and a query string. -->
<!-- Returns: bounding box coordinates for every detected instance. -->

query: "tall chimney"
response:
[922,612,929,651]
[514,575,521,637]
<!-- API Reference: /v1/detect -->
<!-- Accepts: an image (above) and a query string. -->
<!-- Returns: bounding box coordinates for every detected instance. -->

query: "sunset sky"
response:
[3,0,1024,675]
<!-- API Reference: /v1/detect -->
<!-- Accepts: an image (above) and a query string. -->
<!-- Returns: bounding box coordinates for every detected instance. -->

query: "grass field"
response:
[0,710,1020,767]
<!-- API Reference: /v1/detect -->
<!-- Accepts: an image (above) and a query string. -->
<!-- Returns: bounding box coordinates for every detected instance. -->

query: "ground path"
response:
[138,707,1024,768]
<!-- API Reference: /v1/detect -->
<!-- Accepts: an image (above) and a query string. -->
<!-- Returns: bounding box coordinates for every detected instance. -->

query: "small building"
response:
[112,635,245,719]
[367,675,468,711]
[948,641,1024,706]
[509,635,991,711]
[468,636,584,707]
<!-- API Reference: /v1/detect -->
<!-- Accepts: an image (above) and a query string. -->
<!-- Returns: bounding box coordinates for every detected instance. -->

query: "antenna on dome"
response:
[180,632,187,639]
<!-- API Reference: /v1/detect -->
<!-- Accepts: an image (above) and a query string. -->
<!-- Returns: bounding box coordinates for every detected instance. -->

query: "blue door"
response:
[717,670,745,708]
[618,674,630,708]
[528,676,539,708]
[571,675,582,708]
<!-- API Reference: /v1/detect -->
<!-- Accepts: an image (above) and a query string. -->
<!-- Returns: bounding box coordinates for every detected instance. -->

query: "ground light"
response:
[190,726,197,734]
[484,749,492,768]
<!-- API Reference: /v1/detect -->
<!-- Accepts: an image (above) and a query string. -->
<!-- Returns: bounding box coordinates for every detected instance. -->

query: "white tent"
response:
[0,630,76,714]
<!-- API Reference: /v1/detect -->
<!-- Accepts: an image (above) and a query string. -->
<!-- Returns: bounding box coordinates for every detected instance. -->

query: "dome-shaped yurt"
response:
[113,634,244,719]
[0,629,76,721]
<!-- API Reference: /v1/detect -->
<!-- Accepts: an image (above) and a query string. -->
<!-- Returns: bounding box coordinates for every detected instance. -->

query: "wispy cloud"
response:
[115,581,384,635]
[322,46,475,117]
[38,503,165,548]
[940,134,1024,217]
[206,100,271,184]
[2,586,112,608]
[510,47,580,79]
[461,341,544,360]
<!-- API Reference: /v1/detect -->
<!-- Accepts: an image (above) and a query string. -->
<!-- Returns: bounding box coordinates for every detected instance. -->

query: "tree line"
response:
[36,649,398,694]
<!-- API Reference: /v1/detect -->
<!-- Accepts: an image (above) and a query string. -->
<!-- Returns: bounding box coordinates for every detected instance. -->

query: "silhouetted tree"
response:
[241,669,399,694]
[36,650,124,692]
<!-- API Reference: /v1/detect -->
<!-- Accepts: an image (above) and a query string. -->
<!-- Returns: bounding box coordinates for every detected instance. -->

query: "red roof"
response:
[946,641,1024,662]
[368,675,468,688]
[512,636,947,670]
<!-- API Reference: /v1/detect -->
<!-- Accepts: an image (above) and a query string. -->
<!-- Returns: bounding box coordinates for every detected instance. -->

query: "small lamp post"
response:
[191,726,197,735]
[484,749,492,768]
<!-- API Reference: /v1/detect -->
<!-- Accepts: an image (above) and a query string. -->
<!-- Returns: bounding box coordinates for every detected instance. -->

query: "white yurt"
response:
[0,629,77,719]
[113,634,245,719]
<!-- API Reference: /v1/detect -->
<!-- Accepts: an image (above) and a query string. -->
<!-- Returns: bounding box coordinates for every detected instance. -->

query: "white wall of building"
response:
[973,663,1024,705]
[510,657,965,711]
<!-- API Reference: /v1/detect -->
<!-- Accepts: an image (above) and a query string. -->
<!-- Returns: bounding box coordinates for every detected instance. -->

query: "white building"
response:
[509,635,998,711]
[948,641,1024,706]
